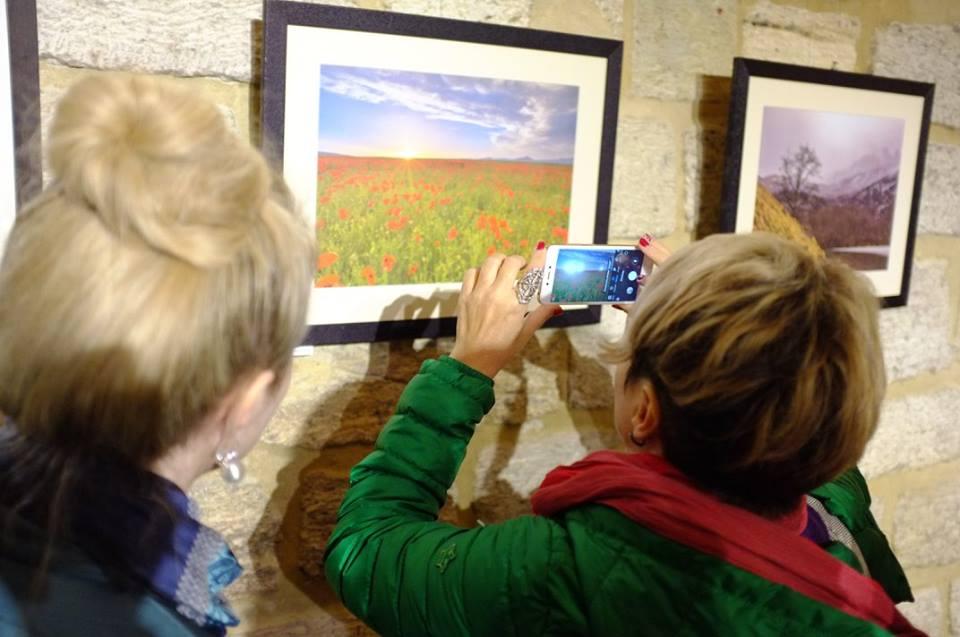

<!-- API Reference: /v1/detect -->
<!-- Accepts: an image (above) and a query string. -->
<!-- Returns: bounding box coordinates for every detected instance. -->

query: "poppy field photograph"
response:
[312,65,579,288]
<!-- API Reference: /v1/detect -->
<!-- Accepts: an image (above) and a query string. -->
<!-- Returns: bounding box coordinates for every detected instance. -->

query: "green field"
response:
[313,156,572,287]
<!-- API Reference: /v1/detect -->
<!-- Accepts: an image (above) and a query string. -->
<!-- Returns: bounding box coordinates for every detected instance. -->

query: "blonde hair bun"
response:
[48,74,270,268]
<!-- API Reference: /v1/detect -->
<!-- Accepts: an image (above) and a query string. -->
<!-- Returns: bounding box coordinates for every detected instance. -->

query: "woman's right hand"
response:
[613,233,672,313]
[638,233,672,267]
[450,244,558,379]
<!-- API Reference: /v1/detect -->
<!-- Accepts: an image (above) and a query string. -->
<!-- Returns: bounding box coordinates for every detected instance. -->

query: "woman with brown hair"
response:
[326,232,919,636]
[0,74,313,636]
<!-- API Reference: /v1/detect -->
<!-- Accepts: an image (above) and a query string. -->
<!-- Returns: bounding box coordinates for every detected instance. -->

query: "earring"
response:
[215,450,245,484]
[629,432,646,448]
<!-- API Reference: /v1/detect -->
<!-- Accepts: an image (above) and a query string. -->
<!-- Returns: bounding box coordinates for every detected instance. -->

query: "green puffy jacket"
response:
[325,357,912,636]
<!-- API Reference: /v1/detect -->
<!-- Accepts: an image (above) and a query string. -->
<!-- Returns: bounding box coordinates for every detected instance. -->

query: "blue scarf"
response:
[0,427,242,635]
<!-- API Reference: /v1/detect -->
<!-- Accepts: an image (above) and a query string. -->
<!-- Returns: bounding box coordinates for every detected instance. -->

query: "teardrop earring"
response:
[215,449,245,484]
[629,432,646,448]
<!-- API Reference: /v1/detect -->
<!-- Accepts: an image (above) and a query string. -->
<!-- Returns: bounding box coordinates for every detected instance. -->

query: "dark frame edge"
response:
[719,58,750,233]
[6,0,40,208]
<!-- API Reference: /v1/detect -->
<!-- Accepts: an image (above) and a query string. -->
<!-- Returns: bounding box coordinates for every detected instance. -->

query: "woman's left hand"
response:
[450,244,558,379]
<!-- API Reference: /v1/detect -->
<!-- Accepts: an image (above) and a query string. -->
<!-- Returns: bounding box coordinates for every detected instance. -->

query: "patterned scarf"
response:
[0,427,242,635]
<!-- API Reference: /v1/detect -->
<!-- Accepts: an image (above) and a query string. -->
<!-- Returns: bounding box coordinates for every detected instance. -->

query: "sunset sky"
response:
[317,65,579,161]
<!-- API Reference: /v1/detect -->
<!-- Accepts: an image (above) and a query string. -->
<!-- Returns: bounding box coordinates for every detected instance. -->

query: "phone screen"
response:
[546,247,645,303]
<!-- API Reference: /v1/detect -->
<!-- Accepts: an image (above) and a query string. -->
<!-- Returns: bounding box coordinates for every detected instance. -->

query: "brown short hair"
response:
[0,73,314,463]
[605,233,885,516]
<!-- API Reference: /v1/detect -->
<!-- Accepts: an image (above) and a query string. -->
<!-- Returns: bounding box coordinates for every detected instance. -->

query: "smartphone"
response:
[540,244,646,304]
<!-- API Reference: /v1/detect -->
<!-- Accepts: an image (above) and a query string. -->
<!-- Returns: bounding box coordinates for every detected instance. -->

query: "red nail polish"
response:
[536,241,546,250]
[639,237,650,247]
[553,308,564,316]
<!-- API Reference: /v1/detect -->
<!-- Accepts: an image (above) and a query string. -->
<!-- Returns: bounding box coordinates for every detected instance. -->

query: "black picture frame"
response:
[1,0,40,261]
[261,0,622,344]
[720,57,934,308]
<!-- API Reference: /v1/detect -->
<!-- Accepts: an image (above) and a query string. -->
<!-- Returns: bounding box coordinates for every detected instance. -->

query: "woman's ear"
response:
[630,378,662,448]
[221,369,277,437]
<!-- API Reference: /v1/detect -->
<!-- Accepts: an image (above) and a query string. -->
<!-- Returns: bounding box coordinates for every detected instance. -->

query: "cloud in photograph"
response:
[758,107,905,180]
[317,65,579,161]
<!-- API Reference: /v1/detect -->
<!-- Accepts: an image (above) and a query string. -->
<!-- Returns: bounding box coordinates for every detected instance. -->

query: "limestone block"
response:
[683,127,727,233]
[36,0,356,83]
[919,143,960,237]
[566,306,628,409]
[471,419,588,522]
[631,0,737,101]
[594,0,623,37]
[879,261,955,381]
[609,116,676,240]
[383,0,532,26]
[897,587,943,637]
[298,461,464,577]
[529,0,619,38]
[266,341,460,450]
[952,579,960,637]
[190,470,283,598]
[265,360,406,450]
[485,330,569,426]
[874,24,960,129]
[892,476,960,569]
[860,389,960,479]
[742,1,859,71]
[870,495,885,529]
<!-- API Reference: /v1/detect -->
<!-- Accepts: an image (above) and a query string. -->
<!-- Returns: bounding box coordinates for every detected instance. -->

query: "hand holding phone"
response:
[539,245,647,305]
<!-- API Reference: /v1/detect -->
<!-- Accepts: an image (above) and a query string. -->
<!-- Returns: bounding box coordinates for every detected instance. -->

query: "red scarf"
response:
[531,451,922,636]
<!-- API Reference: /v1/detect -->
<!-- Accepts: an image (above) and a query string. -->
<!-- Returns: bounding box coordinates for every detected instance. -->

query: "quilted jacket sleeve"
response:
[324,356,586,637]
[809,468,913,603]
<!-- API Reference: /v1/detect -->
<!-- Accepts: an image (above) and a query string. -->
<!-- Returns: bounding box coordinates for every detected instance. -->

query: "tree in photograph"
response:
[777,144,821,217]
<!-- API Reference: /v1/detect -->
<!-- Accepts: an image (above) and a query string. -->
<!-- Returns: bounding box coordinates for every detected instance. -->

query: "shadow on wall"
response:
[691,74,732,239]
[240,296,618,634]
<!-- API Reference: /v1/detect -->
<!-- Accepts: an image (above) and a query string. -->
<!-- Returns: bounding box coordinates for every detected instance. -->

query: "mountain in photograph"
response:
[759,147,900,219]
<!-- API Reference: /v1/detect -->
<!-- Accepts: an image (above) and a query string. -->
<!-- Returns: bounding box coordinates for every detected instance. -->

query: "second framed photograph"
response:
[262,1,622,344]
[721,57,934,307]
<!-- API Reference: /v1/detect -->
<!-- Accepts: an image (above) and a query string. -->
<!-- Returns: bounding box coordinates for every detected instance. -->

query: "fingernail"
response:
[638,236,650,247]
[536,240,546,250]
[553,308,564,316]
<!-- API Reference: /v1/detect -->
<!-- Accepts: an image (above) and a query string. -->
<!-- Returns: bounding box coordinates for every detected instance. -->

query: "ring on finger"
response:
[514,268,543,305]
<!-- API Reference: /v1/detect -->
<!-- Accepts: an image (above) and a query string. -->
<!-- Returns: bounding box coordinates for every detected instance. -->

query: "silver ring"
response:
[514,268,543,305]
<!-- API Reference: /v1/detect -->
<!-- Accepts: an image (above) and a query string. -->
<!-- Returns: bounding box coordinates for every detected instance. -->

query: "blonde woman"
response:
[0,75,312,636]
[326,233,920,636]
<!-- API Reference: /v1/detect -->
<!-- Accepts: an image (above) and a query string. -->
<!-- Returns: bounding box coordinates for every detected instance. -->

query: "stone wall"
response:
[33,1,960,634]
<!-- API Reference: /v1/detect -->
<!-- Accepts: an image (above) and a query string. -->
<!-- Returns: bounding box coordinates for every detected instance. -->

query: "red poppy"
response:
[387,217,408,231]
[519,239,529,249]
[447,226,458,240]
[552,226,568,241]
[316,218,327,230]
[315,273,341,288]
[487,245,496,256]
[382,254,397,273]
[407,264,418,276]
[501,239,512,250]
[338,208,349,220]
[361,266,376,285]
[414,233,423,243]
[316,252,338,271]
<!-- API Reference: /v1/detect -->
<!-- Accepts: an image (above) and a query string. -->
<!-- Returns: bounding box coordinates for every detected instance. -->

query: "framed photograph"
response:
[0,0,40,262]
[721,57,934,307]
[262,1,622,344]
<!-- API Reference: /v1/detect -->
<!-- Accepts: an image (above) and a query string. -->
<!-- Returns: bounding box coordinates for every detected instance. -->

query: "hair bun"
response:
[47,74,271,268]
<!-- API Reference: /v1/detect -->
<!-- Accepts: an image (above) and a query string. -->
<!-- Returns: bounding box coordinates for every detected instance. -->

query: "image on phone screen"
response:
[547,248,645,303]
